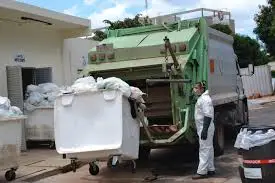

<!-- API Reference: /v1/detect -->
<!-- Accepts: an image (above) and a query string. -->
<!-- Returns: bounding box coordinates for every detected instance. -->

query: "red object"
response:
[90,54,97,62]
[243,159,275,165]
[210,59,215,73]
[108,53,115,59]
[99,53,105,60]
[179,44,187,52]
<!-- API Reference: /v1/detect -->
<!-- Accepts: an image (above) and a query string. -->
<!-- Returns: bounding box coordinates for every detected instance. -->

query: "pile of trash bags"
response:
[24,77,146,111]
[65,76,146,103]
[0,96,23,117]
[24,83,61,112]
[234,127,275,150]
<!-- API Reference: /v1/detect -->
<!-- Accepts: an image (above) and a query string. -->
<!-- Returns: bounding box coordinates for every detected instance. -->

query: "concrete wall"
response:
[63,38,99,85]
[0,22,64,97]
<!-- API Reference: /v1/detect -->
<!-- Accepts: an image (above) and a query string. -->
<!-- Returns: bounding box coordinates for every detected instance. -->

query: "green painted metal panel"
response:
[83,54,190,74]
[138,28,197,47]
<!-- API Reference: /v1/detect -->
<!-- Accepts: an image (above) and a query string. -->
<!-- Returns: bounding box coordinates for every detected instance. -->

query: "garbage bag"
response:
[234,128,275,150]
[0,97,11,110]
[71,76,97,93]
[26,92,45,105]
[97,77,131,97]
[130,86,146,103]
[38,83,59,94]
[10,106,23,115]
[26,85,42,94]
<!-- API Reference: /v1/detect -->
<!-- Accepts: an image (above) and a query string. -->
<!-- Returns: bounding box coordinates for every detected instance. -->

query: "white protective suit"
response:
[194,90,215,175]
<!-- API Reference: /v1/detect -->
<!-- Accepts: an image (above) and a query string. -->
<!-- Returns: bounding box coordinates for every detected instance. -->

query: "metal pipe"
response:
[164,36,179,68]
[146,79,192,83]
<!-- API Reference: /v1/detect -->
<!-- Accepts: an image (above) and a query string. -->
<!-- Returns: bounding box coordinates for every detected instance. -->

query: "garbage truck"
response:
[81,17,254,159]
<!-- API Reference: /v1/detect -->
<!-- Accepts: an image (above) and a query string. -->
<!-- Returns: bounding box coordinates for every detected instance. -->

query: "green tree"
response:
[233,34,269,67]
[211,24,233,35]
[254,0,275,57]
[93,14,152,41]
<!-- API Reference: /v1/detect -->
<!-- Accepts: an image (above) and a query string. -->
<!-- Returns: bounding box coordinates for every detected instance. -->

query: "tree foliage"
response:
[254,0,275,57]
[210,24,270,68]
[92,14,152,41]
[211,24,233,35]
[233,34,269,67]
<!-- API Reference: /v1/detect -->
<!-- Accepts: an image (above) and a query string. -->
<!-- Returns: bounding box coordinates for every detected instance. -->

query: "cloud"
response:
[84,0,97,5]
[88,2,134,28]
[63,5,78,16]
[196,0,267,36]
[88,0,185,28]
[85,0,267,36]
[141,0,184,17]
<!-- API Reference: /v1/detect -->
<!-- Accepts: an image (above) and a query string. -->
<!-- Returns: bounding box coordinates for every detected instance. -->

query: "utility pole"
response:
[145,0,148,16]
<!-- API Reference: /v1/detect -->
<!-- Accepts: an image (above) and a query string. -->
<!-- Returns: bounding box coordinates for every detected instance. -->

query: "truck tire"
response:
[138,147,151,160]
[214,124,224,157]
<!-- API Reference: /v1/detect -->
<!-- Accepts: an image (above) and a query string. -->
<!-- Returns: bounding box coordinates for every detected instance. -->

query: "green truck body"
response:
[81,18,250,157]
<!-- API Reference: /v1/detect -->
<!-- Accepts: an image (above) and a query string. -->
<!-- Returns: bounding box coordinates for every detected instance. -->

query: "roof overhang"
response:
[0,0,91,37]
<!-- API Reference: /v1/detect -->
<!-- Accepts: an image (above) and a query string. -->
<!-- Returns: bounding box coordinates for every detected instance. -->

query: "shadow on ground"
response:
[81,141,240,183]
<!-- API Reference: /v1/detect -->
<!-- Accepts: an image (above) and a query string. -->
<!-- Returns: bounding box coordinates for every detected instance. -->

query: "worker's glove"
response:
[201,129,208,140]
[201,116,212,140]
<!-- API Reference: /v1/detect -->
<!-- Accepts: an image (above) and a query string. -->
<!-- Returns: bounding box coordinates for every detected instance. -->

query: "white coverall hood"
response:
[194,90,215,175]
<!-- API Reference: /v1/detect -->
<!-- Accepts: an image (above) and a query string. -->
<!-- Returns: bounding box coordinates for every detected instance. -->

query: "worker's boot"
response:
[192,174,208,180]
[208,171,216,176]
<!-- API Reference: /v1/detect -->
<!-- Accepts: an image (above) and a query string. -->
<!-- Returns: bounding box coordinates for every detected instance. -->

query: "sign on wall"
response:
[14,54,26,63]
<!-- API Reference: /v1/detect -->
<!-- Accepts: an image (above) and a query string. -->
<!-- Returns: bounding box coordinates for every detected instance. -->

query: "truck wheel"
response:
[214,124,224,157]
[5,170,16,181]
[89,162,99,176]
[138,147,151,160]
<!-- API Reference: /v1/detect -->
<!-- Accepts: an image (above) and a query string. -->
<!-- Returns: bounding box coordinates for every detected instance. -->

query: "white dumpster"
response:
[54,90,140,175]
[25,107,55,149]
[0,116,26,181]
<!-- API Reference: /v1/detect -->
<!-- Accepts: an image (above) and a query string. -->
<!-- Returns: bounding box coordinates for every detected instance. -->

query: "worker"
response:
[192,81,215,179]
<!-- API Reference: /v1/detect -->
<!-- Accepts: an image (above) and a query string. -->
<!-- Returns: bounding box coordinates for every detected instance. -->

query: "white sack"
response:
[130,86,146,103]
[71,76,97,93]
[26,92,45,105]
[26,85,43,94]
[234,128,275,150]
[10,106,23,115]
[0,97,11,110]
[96,77,131,98]
[38,83,59,94]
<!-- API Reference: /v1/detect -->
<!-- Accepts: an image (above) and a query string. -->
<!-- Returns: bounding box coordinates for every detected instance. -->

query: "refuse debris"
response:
[64,76,146,102]
[0,96,23,117]
[24,83,61,111]
[234,127,275,150]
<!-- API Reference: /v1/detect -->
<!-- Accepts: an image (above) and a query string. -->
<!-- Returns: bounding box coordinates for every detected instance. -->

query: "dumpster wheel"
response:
[71,159,77,172]
[89,162,99,176]
[49,141,55,149]
[5,169,16,181]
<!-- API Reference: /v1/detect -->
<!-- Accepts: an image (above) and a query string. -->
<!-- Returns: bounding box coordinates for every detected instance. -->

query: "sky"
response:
[16,0,268,38]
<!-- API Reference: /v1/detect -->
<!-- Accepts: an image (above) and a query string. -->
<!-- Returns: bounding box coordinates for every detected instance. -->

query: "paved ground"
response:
[8,101,275,183]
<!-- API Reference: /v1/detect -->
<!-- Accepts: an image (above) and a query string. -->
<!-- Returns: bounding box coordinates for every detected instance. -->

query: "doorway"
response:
[6,66,53,110]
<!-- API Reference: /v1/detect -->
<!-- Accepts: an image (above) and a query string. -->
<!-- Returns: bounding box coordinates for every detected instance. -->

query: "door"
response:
[35,67,53,84]
[6,66,24,110]
[6,66,27,151]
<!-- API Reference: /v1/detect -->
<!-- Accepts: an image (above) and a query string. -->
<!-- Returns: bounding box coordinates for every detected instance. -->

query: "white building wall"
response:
[0,22,64,97]
[63,38,99,85]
